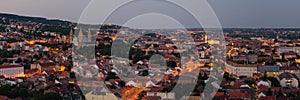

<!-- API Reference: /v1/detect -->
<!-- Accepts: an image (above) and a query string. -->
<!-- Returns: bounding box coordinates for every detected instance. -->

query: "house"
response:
[279,72,299,88]
[257,92,266,99]
[257,80,271,88]
[39,61,56,71]
[126,80,136,86]
[30,63,41,70]
[280,66,299,73]
[145,80,160,88]
[247,55,258,63]
[282,52,297,59]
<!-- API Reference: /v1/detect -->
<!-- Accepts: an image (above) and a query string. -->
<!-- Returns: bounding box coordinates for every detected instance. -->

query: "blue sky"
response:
[0,0,300,28]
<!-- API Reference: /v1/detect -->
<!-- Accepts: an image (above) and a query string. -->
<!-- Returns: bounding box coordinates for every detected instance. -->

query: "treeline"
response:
[0,13,72,26]
[0,84,63,100]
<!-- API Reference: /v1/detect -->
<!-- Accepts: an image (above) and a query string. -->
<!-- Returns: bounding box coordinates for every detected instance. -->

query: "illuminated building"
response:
[207,40,220,45]
[204,34,208,43]
[257,65,280,77]
[0,64,24,78]
[69,28,74,42]
[226,62,257,77]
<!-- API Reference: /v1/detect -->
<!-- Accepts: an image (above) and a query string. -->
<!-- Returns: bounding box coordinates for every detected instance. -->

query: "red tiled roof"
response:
[228,93,248,98]
[24,69,39,74]
[214,92,225,97]
[265,49,272,53]
[259,96,276,100]
[283,52,297,55]
[280,66,299,70]
[0,64,22,69]
[257,84,268,91]
[0,95,9,100]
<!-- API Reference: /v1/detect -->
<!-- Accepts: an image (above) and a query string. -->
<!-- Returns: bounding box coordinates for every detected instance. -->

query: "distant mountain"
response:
[0,13,73,26]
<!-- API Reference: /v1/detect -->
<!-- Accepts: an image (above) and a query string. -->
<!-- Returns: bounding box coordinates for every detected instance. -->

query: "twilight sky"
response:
[0,0,300,28]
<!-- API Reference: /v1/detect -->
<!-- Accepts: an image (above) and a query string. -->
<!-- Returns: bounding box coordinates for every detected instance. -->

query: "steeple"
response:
[69,28,74,42]
[87,29,92,42]
[78,28,84,43]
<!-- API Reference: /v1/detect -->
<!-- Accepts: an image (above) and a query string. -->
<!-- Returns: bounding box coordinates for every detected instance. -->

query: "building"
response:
[282,52,297,60]
[0,64,24,77]
[257,65,280,77]
[227,62,257,77]
[78,28,84,43]
[147,92,175,100]
[85,89,117,100]
[279,72,299,88]
[278,47,300,55]
[247,55,258,63]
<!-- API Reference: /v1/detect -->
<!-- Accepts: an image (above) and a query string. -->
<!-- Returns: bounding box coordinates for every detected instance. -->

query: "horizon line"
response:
[1,12,300,29]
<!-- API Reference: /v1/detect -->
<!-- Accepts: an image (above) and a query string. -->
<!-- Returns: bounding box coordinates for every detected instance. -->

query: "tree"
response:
[167,61,177,68]
[15,58,22,63]
[70,72,76,78]
[266,88,274,96]
[267,77,281,87]
[105,72,117,81]
[199,72,209,80]
[244,80,256,87]
[62,43,68,51]
[141,70,149,76]
[32,92,63,100]
[119,81,126,88]
[48,74,57,82]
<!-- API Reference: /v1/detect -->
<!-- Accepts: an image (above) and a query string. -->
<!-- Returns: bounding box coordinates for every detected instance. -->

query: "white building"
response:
[226,62,257,77]
[278,47,300,54]
[0,64,24,77]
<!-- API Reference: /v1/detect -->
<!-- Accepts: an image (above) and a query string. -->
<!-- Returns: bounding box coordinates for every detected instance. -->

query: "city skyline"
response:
[1,0,300,28]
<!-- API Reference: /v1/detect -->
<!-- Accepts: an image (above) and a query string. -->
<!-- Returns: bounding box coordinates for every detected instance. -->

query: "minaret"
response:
[87,29,92,42]
[78,28,84,43]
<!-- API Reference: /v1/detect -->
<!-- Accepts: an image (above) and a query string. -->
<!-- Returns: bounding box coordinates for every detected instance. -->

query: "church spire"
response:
[87,29,92,42]
[69,28,74,42]
[78,28,84,43]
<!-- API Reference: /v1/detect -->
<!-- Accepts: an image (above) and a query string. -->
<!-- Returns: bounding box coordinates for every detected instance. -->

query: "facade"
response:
[257,65,280,77]
[0,64,24,77]
[278,47,300,54]
[227,62,258,77]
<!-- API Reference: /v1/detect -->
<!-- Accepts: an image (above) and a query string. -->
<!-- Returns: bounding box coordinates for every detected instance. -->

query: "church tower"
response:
[78,28,84,43]
[69,28,74,42]
[204,34,208,43]
[87,29,92,42]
